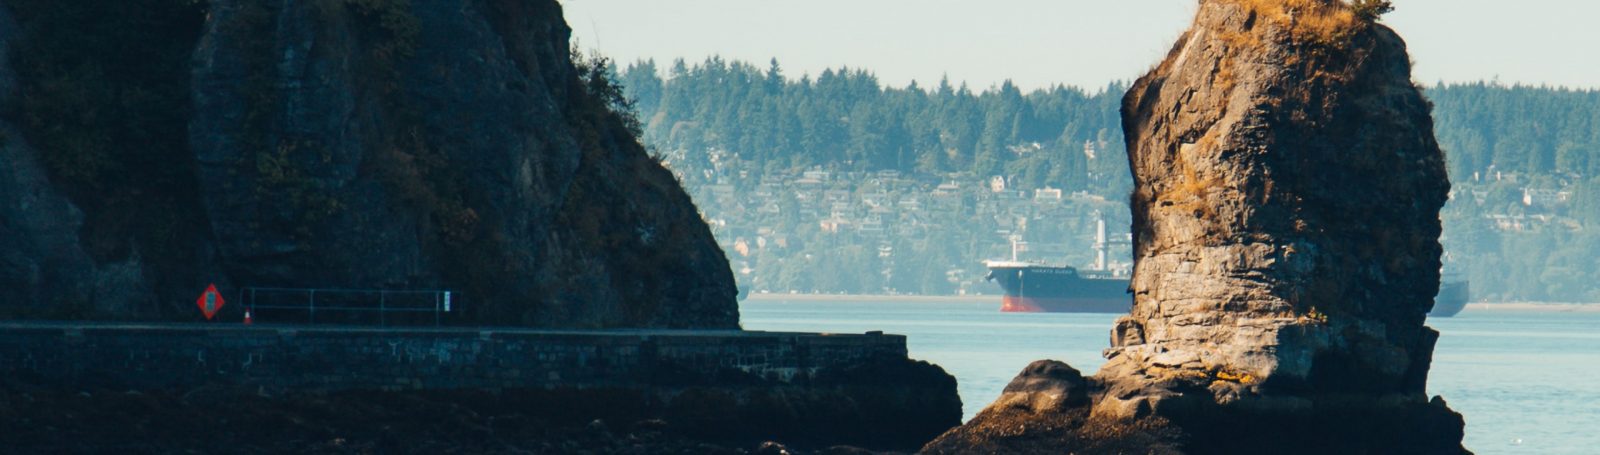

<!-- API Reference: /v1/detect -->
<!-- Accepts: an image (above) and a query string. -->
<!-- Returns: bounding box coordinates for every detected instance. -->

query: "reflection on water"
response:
[741,298,1600,455]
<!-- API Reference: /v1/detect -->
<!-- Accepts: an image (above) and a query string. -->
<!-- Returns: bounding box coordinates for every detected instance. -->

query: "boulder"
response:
[921,361,1182,455]
[990,360,1090,414]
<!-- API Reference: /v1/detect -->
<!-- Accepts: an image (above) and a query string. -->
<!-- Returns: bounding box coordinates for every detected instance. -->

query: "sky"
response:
[559,0,1600,92]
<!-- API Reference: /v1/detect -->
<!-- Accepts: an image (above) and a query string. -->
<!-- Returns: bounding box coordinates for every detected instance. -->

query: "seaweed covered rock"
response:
[929,1,1468,452]
[0,0,736,328]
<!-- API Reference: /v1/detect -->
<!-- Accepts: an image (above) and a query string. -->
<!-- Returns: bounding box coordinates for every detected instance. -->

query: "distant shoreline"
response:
[1465,302,1600,313]
[746,294,1600,313]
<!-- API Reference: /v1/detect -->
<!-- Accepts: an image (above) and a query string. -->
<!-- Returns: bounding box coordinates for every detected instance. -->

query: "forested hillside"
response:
[1428,84,1600,302]
[620,57,1600,303]
[1431,83,1600,179]
[621,59,1133,197]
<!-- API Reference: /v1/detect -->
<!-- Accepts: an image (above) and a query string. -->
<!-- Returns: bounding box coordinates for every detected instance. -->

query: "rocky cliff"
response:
[926,1,1467,453]
[0,0,736,328]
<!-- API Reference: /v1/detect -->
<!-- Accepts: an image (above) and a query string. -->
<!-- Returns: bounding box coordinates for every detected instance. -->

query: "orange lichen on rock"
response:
[1215,370,1258,385]
[1228,0,1362,43]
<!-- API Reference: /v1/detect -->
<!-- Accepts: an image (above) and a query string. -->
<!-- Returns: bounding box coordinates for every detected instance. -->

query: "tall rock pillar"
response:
[926,1,1468,452]
[1103,0,1448,411]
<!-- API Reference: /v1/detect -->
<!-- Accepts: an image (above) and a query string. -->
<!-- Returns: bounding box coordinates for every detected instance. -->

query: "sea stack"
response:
[925,1,1468,453]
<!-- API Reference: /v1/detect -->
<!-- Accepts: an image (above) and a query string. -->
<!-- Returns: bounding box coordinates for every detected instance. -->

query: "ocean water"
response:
[741,298,1600,454]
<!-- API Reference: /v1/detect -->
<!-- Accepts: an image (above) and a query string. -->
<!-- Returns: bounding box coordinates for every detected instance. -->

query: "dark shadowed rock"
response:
[0,0,736,328]
[755,441,794,455]
[184,0,738,328]
[0,6,150,318]
[928,1,1468,453]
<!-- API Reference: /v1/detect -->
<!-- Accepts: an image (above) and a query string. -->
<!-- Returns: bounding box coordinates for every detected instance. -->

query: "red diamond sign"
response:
[196,284,225,320]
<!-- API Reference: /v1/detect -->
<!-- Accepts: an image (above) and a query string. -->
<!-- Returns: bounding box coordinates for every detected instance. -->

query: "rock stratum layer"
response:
[927,1,1467,453]
[0,0,735,328]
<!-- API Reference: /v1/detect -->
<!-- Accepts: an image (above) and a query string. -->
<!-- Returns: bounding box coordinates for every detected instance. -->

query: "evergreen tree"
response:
[620,59,663,122]
[618,58,1600,299]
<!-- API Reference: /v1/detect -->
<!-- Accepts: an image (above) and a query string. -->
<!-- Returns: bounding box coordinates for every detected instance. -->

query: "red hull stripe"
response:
[1001,296,1130,314]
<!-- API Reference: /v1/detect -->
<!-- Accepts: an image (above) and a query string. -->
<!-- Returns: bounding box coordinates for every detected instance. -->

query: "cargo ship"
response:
[1430,277,1469,317]
[1428,258,1469,317]
[985,216,1471,315]
[984,261,1131,313]
[984,215,1132,313]
[987,265,1472,316]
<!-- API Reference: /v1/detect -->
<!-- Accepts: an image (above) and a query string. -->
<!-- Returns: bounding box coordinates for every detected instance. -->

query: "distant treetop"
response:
[1350,0,1396,21]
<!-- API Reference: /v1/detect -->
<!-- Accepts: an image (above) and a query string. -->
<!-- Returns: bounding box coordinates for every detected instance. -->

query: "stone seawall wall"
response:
[0,323,903,391]
[0,323,960,450]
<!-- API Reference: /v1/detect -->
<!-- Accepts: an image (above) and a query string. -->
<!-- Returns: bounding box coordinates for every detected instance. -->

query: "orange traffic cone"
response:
[243,308,254,325]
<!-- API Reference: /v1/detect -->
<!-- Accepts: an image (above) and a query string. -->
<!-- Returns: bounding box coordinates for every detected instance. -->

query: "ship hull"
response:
[1001,295,1132,313]
[987,265,1131,314]
[989,265,1466,317]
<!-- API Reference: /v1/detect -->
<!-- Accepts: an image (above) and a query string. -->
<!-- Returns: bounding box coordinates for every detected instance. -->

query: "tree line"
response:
[1431,82,1600,180]
[618,57,1600,302]
[620,58,1132,197]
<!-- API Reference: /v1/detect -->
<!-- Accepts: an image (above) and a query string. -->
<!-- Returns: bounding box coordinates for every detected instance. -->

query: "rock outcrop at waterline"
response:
[926,1,1467,453]
[0,0,735,328]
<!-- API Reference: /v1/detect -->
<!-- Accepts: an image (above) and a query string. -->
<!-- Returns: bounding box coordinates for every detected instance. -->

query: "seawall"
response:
[0,322,961,450]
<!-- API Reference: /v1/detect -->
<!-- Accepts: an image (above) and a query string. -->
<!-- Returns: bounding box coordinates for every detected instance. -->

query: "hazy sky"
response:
[560,0,1600,91]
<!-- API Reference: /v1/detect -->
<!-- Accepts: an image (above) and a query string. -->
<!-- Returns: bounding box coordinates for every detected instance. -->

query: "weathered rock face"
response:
[929,1,1467,452]
[0,0,736,328]
[1108,0,1449,413]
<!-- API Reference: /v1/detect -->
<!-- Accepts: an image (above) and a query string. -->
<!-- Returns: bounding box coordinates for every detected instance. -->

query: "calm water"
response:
[741,298,1600,454]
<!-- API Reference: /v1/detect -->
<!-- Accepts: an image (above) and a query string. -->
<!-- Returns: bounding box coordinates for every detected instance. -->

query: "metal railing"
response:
[239,287,455,327]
